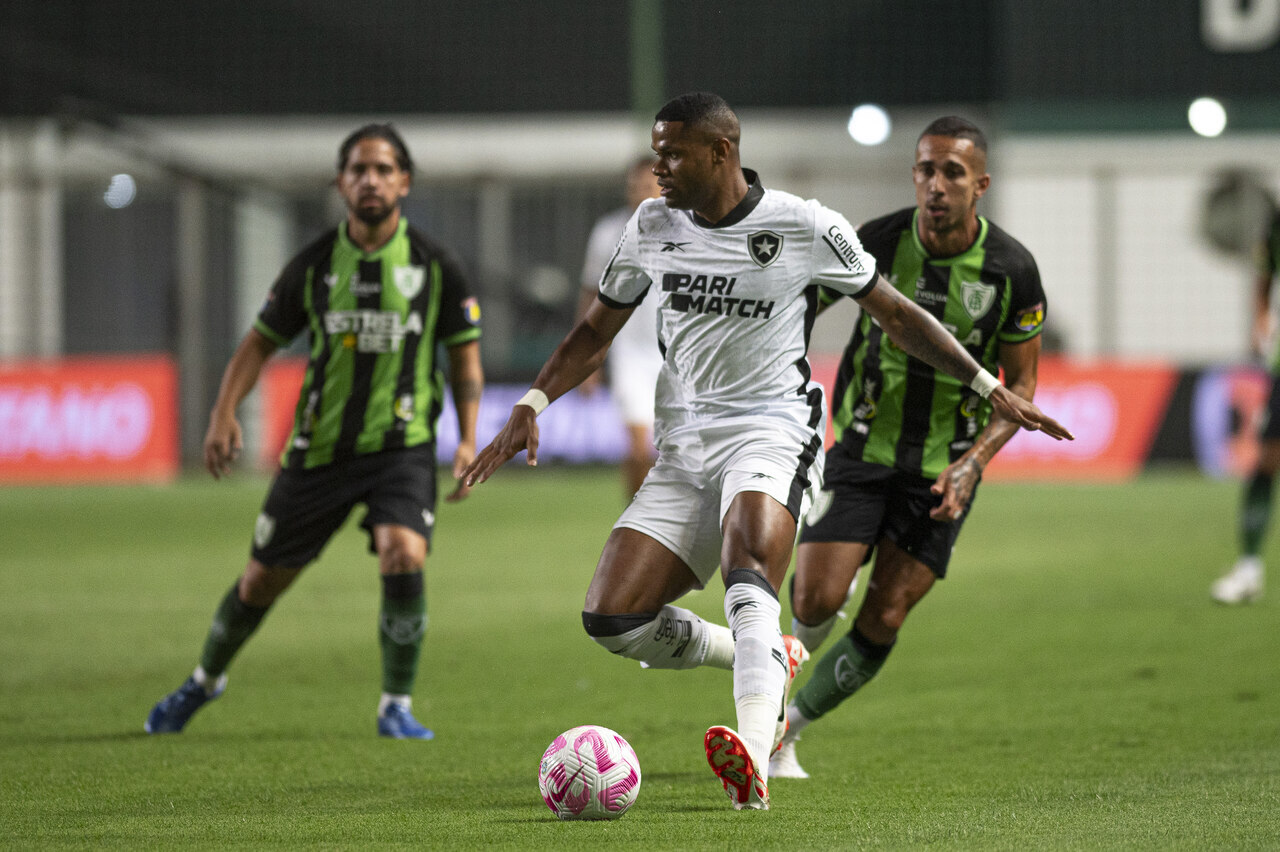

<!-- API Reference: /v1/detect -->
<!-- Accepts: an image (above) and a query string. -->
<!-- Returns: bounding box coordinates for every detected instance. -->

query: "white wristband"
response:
[516,388,549,416]
[970,368,1000,399]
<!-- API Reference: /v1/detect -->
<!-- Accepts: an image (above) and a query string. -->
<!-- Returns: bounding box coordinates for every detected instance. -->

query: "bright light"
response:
[847,104,891,146]
[104,174,137,209]
[1188,97,1227,138]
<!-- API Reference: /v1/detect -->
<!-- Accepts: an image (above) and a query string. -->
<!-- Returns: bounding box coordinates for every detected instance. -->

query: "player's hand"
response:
[461,405,541,486]
[988,386,1074,440]
[446,441,477,502]
[203,414,243,480]
[930,456,980,521]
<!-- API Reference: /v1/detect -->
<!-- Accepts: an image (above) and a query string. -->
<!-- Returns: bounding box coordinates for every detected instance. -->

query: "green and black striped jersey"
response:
[255,219,481,470]
[821,207,1046,479]
[1258,213,1280,374]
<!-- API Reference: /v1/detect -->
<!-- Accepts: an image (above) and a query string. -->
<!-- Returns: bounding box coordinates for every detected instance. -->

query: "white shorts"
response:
[607,345,662,428]
[614,418,824,587]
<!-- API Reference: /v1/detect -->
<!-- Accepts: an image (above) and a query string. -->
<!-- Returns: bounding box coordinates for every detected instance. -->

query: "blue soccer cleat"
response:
[145,674,226,734]
[377,703,435,740]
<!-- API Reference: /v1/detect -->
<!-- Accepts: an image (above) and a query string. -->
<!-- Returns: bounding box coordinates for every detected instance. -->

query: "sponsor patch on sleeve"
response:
[1014,302,1044,332]
[461,297,481,325]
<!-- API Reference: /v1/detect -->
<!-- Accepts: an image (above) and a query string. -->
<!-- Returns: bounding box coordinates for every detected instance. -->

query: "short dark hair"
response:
[337,123,414,176]
[918,116,987,155]
[655,92,740,145]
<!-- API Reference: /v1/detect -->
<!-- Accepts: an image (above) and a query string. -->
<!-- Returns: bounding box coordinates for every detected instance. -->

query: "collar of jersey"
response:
[909,208,989,263]
[690,169,764,229]
[338,217,407,259]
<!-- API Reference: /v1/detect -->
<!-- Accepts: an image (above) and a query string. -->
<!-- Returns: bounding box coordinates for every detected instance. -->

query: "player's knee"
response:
[790,575,842,625]
[581,610,658,657]
[379,541,426,574]
[238,564,293,608]
[863,600,908,636]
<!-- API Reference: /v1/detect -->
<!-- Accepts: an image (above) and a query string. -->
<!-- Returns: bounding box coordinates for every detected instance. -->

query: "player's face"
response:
[912,135,989,239]
[651,121,717,211]
[338,138,411,226]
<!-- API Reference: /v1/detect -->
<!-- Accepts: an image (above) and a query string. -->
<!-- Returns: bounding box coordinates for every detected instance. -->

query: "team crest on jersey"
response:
[393,265,426,299]
[395,394,415,422]
[748,230,784,268]
[959,280,996,319]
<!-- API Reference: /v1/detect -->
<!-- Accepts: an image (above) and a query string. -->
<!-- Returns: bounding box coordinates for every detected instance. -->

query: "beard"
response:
[352,199,394,226]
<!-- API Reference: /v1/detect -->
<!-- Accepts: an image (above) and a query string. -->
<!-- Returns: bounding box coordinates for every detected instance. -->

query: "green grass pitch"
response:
[1,466,1278,849]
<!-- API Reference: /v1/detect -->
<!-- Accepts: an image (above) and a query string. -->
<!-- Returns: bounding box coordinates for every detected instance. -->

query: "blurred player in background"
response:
[576,156,663,498]
[771,117,1051,779]
[146,123,483,739]
[1212,208,1280,604]
[463,94,1071,809]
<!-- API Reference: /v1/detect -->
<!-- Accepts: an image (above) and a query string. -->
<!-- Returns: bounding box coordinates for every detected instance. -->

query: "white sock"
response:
[724,581,785,778]
[791,614,838,654]
[784,703,814,742]
[378,693,411,716]
[591,605,734,670]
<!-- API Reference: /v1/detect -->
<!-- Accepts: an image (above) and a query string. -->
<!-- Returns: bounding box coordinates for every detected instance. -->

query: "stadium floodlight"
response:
[1188,97,1228,138]
[103,173,137,208]
[847,104,891,146]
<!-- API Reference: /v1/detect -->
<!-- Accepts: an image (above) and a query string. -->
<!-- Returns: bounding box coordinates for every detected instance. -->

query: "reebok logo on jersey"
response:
[748,230,783,267]
[662,273,776,319]
[660,241,690,252]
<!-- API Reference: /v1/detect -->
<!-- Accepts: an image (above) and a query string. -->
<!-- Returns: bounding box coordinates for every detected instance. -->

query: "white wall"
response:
[5,111,1280,365]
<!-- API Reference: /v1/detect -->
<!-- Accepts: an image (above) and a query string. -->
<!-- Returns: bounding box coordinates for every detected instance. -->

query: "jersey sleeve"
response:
[998,248,1048,344]
[434,250,483,347]
[597,207,653,308]
[810,203,877,300]
[253,252,312,346]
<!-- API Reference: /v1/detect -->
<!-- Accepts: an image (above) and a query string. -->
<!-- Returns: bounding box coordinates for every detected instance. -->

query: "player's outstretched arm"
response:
[463,301,633,486]
[445,340,483,502]
[204,328,279,479]
[855,275,1073,441]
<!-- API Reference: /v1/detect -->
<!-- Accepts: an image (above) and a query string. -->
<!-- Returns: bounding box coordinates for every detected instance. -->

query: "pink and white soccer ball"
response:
[538,724,641,820]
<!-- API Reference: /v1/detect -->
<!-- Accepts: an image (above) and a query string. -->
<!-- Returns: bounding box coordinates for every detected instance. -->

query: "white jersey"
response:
[599,171,876,443]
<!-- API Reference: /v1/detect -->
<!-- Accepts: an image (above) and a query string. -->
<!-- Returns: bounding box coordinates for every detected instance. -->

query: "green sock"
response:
[1241,472,1274,556]
[380,573,426,695]
[199,582,270,678]
[794,627,894,721]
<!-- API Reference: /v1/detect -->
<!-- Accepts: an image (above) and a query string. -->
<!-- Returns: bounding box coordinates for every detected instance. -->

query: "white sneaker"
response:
[1211,558,1264,604]
[768,738,809,780]
[772,635,809,754]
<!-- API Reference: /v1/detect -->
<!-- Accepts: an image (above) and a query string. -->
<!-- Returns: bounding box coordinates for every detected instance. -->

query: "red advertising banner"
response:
[985,357,1178,481]
[810,355,1179,481]
[0,355,179,482]
[259,358,307,469]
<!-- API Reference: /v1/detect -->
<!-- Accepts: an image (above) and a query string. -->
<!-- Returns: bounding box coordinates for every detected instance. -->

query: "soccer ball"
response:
[538,725,641,820]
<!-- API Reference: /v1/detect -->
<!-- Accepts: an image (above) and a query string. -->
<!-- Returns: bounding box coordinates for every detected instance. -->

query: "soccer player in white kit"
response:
[577,157,663,497]
[464,92,1072,810]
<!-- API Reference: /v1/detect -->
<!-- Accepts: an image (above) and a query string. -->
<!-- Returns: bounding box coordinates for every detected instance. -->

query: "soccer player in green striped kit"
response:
[772,117,1052,778]
[146,124,483,739]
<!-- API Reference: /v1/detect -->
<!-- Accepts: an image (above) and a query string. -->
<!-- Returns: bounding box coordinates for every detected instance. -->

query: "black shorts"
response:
[1262,375,1280,441]
[797,444,976,578]
[250,445,437,568]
